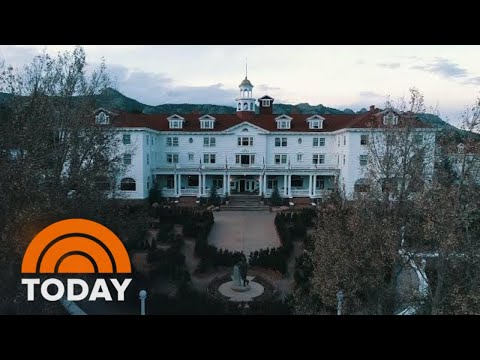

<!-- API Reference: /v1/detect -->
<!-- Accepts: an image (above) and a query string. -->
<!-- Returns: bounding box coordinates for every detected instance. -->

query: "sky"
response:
[1,45,479,127]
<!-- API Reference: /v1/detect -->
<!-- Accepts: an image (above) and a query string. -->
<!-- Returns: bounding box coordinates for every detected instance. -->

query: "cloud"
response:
[411,58,468,79]
[256,84,281,92]
[377,62,401,69]
[359,91,384,98]
[0,45,42,68]
[109,64,237,106]
[463,76,480,85]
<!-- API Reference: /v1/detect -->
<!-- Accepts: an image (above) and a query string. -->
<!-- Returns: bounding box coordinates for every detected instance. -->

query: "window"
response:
[275,115,292,129]
[267,178,278,189]
[316,178,325,189]
[338,137,340,147]
[250,103,254,111]
[167,137,179,147]
[337,155,339,165]
[414,134,423,145]
[360,134,369,146]
[123,153,132,165]
[297,153,303,162]
[354,178,370,193]
[147,154,149,165]
[261,99,271,107]
[169,120,183,129]
[360,155,368,166]
[235,154,255,165]
[188,153,194,161]
[313,137,325,147]
[166,175,174,189]
[146,135,149,145]
[343,136,346,145]
[187,176,199,187]
[291,175,303,187]
[120,178,136,191]
[238,136,253,146]
[203,153,216,164]
[383,112,398,125]
[203,137,216,147]
[95,112,109,125]
[277,120,290,129]
[189,138,193,143]
[298,138,302,144]
[306,115,325,129]
[200,120,214,129]
[275,137,287,147]
[212,176,223,189]
[275,154,288,164]
[167,153,179,163]
[122,134,131,145]
[313,154,325,164]
[309,120,321,129]
[343,154,346,165]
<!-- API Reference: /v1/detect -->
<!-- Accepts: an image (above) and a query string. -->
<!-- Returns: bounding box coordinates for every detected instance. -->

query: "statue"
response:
[231,256,250,291]
[239,257,249,287]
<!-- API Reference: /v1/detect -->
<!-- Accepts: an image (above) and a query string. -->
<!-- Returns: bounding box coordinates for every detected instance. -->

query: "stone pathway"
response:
[208,211,281,256]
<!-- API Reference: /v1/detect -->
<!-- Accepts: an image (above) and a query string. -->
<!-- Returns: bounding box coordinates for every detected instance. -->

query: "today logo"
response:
[21,218,132,302]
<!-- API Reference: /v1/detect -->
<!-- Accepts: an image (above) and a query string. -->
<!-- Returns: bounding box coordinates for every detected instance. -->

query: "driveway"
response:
[208,211,281,255]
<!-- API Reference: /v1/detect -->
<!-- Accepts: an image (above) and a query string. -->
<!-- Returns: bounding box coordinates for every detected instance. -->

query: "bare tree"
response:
[0,47,129,314]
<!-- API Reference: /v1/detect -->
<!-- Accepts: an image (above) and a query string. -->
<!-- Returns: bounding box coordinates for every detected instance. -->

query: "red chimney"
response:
[259,95,274,115]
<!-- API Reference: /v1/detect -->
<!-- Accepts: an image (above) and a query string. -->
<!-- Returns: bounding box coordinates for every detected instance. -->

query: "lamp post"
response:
[139,290,147,315]
[336,290,344,315]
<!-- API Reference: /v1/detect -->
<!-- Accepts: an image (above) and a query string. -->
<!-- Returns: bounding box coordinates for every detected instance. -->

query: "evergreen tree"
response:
[270,185,282,206]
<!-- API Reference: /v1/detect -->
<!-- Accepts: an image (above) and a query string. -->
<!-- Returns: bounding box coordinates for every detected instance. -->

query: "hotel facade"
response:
[98,74,436,201]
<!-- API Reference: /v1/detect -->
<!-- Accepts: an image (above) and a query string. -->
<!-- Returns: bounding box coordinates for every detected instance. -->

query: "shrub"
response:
[208,185,221,206]
[270,185,282,206]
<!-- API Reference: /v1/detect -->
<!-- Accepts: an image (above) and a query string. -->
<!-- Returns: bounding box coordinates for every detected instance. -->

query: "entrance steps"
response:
[222,195,269,211]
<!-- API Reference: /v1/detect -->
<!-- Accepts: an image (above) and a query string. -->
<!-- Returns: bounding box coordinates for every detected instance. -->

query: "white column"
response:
[309,175,313,196]
[259,175,263,196]
[283,174,287,197]
[198,173,202,197]
[227,174,231,195]
[263,174,267,195]
[174,172,178,196]
[313,175,317,197]
[203,174,207,196]
[223,173,227,195]
[177,174,182,196]
[287,175,292,197]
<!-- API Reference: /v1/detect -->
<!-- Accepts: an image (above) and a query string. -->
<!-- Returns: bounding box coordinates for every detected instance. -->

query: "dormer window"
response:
[167,114,185,129]
[383,112,398,125]
[95,112,109,125]
[275,115,292,130]
[199,115,216,129]
[261,99,272,107]
[306,115,325,130]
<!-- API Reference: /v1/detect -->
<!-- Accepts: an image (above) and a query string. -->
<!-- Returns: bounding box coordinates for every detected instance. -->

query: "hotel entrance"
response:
[231,175,259,194]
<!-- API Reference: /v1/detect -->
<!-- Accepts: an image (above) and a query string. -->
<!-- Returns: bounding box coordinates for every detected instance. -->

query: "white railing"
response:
[180,188,198,196]
[291,189,310,196]
[162,189,175,197]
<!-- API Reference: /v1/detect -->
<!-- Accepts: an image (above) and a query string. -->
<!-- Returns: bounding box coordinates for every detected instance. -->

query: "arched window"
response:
[249,102,254,110]
[238,103,241,110]
[243,102,248,110]
[121,177,136,191]
[354,178,370,193]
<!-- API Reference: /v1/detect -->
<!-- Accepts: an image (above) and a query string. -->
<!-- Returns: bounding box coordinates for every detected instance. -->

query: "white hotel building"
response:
[98,74,436,201]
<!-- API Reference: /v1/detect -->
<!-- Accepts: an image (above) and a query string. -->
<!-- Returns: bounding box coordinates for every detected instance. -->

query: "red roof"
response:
[112,108,431,132]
